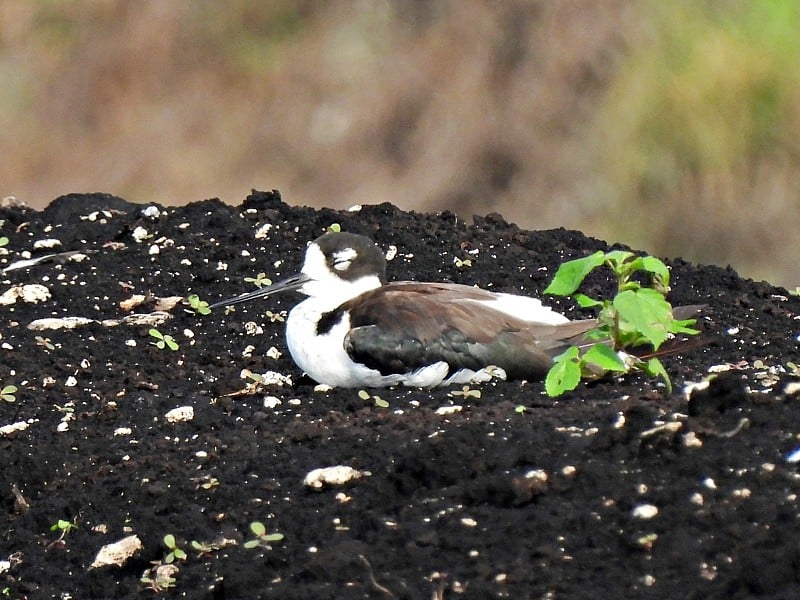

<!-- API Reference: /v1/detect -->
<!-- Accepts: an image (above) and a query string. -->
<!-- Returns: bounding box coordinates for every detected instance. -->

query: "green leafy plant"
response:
[326,223,342,233]
[358,389,389,408]
[1,384,17,403]
[186,294,211,315]
[543,250,699,396]
[49,518,78,545]
[148,328,179,351]
[162,534,187,564]
[243,521,284,549]
[244,272,272,288]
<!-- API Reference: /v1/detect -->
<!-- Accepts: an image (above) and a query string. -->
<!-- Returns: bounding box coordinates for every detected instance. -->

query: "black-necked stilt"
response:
[211,232,601,388]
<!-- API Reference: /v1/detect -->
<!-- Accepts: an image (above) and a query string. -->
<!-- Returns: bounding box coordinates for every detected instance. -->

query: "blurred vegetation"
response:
[1,0,799,287]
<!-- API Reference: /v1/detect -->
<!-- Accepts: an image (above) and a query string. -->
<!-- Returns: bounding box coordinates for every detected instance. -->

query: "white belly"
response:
[285,299,472,388]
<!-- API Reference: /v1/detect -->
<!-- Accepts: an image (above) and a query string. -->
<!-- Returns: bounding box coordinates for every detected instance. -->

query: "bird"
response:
[209,231,616,388]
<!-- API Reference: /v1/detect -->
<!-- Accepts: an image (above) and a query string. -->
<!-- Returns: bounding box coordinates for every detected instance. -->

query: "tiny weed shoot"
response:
[358,389,389,408]
[163,534,186,563]
[186,294,211,315]
[450,385,481,399]
[48,518,78,547]
[243,522,284,549]
[326,223,342,233]
[244,273,272,288]
[148,328,179,351]
[0,236,8,247]
[543,250,699,396]
[1,384,17,403]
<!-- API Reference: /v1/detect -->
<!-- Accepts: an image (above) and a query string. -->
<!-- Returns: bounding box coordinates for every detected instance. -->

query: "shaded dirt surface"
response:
[2,191,800,599]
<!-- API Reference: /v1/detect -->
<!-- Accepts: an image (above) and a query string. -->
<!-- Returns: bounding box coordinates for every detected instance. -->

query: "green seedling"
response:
[543,250,699,396]
[244,272,272,289]
[0,236,8,248]
[190,540,217,557]
[49,518,78,544]
[453,256,473,268]
[148,328,179,351]
[35,336,55,350]
[326,223,342,233]
[163,534,186,563]
[243,521,284,549]
[1,385,17,403]
[140,572,176,593]
[265,310,286,323]
[186,294,211,315]
[358,389,389,408]
[514,405,527,414]
[450,385,481,399]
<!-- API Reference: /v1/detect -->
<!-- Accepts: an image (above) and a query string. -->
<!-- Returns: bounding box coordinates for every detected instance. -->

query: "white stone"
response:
[165,406,194,423]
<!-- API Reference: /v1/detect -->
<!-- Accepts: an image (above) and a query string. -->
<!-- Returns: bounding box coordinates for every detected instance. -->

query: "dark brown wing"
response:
[332,283,597,380]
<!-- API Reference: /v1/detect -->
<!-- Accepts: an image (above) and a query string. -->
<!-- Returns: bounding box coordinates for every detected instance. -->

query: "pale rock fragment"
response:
[165,406,194,423]
[303,466,366,490]
[90,535,143,568]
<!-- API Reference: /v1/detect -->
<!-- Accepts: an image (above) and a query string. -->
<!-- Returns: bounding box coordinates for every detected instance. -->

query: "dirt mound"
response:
[1,191,799,598]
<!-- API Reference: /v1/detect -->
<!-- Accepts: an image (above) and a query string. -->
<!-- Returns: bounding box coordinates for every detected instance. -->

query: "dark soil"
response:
[2,191,800,599]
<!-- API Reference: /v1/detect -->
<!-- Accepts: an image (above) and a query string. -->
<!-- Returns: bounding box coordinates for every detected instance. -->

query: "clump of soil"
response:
[1,191,799,598]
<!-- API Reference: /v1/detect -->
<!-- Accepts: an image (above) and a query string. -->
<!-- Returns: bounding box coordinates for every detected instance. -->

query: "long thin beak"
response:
[209,272,311,309]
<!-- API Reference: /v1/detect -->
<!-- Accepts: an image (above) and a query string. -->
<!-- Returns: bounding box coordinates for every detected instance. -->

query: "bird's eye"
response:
[332,248,358,271]
[333,258,351,271]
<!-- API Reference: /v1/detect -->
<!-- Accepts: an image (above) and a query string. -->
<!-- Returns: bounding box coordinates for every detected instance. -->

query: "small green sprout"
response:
[35,336,55,350]
[358,389,389,408]
[450,385,481,399]
[453,256,473,268]
[265,310,286,323]
[244,272,272,288]
[326,223,342,233]
[190,540,216,557]
[243,521,284,549]
[186,294,211,315]
[149,328,179,351]
[163,534,187,563]
[543,250,699,396]
[0,236,8,248]
[140,572,176,593]
[514,405,527,414]
[1,385,17,403]
[199,476,219,490]
[50,518,78,543]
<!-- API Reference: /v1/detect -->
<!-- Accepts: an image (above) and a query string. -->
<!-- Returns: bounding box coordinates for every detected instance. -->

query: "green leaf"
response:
[574,293,603,308]
[643,358,672,393]
[262,533,284,543]
[374,397,390,408]
[613,289,673,349]
[164,534,176,548]
[250,521,266,536]
[545,346,581,396]
[582,344,628,372]
[669,318,700,335]
[641,256,670,288]
[243,540,260,549]
[357,390,370,401]
[543,251,605,296]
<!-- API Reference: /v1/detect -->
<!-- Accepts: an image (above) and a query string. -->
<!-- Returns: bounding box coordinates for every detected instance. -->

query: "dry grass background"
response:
[2,0,799,288]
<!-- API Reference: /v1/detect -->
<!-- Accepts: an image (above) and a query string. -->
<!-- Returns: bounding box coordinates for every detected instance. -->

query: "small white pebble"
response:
[65,376,78,387]
[165,406,194,423]
[113,427,132,437]
[632,504,658,519]
[195,450,208,458]
[266,346,282,359]
[263,396,281,409]
[148,244,159,255]
[726,326,740,335]
[435,405,463,415]
[460,517,477,527]
[682,431,703,448]
[288,398,301,406]
[703,478,717,490]
[131,226,149,242]
[732,488,751,498]
[689,492,704,506]
[314,384,334,393]
[561,465,577,477]
[56,421,70,433]
[303,466,365,490]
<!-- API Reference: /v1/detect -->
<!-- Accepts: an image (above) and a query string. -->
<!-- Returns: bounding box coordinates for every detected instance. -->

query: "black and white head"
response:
[210,232,387,309]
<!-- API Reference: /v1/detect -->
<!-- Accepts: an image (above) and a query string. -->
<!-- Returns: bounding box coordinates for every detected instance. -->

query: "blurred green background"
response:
[2,0,799,288]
